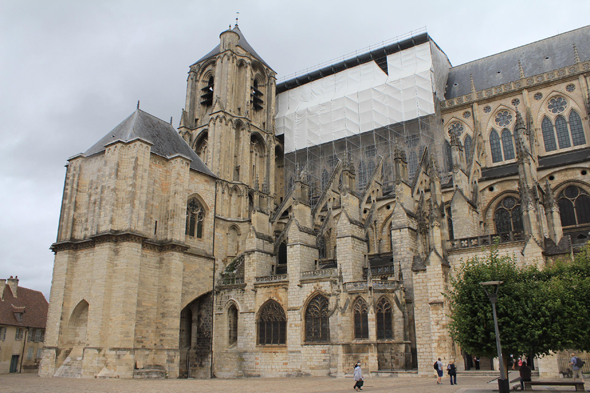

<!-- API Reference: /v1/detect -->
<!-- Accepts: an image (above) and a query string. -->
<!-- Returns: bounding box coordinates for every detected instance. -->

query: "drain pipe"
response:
[209,180,218,379]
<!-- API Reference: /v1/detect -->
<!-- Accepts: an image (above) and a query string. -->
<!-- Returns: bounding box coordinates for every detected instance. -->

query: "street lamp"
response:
[480,280,510,393]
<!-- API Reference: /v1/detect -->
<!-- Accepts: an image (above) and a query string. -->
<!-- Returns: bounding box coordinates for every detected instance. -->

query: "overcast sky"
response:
[1,0,589,299]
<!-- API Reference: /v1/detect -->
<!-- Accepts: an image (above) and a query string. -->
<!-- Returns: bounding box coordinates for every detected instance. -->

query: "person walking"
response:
[435,357,444,385]
[447,360,457,385]
[570,353,585,382]
[353,361,364,391]
[519,361,531,390]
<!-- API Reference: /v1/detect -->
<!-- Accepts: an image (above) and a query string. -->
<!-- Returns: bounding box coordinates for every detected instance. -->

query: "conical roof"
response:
[194,26,272,70]
[84,108,215,177]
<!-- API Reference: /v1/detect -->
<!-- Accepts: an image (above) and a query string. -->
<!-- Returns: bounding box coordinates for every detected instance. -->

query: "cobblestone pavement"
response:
[0,373,505,393]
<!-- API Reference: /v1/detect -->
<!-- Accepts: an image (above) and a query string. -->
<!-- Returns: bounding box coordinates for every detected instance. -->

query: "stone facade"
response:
[41,25,590,379]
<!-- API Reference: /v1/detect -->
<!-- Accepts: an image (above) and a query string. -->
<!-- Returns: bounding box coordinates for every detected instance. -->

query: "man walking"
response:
[435,357,444,385]
[570,353,585,382]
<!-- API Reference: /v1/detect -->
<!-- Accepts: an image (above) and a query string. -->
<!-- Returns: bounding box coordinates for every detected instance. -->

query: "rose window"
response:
[495,110,513,127]
[548,97,567,114]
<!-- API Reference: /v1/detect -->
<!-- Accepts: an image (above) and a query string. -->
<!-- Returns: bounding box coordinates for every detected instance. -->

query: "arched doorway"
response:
[179,292,212,378]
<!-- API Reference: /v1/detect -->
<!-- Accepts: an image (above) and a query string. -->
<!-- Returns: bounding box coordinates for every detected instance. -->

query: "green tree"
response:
[446,243,590,368]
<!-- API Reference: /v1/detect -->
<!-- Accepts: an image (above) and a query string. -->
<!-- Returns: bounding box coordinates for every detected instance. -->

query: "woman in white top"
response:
[353,361,364,391]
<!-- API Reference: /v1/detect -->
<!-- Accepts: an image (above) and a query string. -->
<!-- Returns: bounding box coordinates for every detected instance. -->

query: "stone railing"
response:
[447,231,524,250]
[301,268,338,279]
[441,62,590,109]
[344,281,368,292]
[363,265,396,278]
[372,280,400,291]
[255,274,288,283]
[217,276,245,287]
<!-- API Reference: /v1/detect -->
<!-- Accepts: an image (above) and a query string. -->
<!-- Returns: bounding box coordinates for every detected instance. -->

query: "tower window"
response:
[201,76,214,106]
[186,198,205,238]
[251,79,264,111]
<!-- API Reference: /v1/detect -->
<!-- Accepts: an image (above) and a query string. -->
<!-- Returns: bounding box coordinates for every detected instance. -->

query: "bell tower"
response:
[179,24,278,196]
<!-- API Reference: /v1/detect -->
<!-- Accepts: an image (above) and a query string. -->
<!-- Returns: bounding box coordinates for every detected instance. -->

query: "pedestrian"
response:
[435,357,444,385]
[353,361,364,391]
[519,361,531,390]
[447,360,457,385]
[473,356,480,370]
[570,353,585,382]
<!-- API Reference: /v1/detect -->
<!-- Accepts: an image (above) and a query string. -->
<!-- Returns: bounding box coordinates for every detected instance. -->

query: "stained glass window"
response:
[448,122,464,137]
[501,129,515,160]
[548,97,567,114]
[569,111,586,146]
[490,129,503,163]
[258,300,286,345]
[353,298,369,339]
[228,304,238,345]
[484,105,492,113]
[555,115,571,149]
[558,186,590,227]
[494,197,523,234]
[541,117,557,152]
[305,295,330,342]
[408,151,418,180]
[186,198,205,238]
[495,110,513,127]
[318,236,326,259]
[534,93,543,101]
[444,140,453,171]
[464,135,473,164]
[566,84,576,92]
[376,297,393,339]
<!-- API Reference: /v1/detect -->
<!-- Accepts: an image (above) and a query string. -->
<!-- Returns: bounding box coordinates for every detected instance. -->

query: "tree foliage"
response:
[446,244,590,360]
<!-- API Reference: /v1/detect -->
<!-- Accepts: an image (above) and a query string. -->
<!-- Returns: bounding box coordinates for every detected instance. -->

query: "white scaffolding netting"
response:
[276,39,451,206]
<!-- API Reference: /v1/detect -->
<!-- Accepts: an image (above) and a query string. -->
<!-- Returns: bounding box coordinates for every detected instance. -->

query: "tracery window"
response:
[489,129,503,163]
[376,297,393,340]
[489,128,515,163]
[228,304,238,346]
[186,198,205,238]
[541,109,586,153]
[318,236,326,259]
[448,122,464,137]
[353,297,369,340]
[464,135,473,164]
[305,295,330,342]
[408,151,418,180]
[501,129,515,160]
[257,300,286,345]
[548,97,567,114]
[495,110,513,127]
[557,186,590,227]
[494,196,524,234]
[444,140,453,172]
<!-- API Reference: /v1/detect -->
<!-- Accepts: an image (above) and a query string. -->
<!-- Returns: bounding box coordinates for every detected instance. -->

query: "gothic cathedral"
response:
[40,24,590,379]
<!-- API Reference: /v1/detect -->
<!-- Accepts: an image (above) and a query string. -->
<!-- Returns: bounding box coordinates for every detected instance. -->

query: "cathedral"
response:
[39,24,590,379]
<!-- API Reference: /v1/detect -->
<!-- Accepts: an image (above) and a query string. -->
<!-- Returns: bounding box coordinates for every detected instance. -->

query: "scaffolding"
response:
[276,30,452,208]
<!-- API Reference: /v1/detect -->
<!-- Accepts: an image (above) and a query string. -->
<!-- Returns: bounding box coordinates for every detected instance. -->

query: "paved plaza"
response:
[0,373,525,393]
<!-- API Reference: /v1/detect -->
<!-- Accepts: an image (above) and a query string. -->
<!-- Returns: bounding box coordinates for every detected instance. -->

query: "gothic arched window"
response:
[555,115,571,149]
[186,198,205,238]
[444,140,453,172]
[228,304,238,346]
[557,186,590,227]
[318,236,326,259]
[321,169,330,192]
[195,132,208,165]
[201,76,214,106]
[464,135,473,164]
[376,297,393,339]
[358,161,367,190]
[257,300,286,345]
[494,196,523,234]
[501,129,515,160]
[541,117,558,152]
[353,297,369,339]
[305,295,330,342]
[490,129,503,163]
[408,151,418,180]
[569,111,586,146]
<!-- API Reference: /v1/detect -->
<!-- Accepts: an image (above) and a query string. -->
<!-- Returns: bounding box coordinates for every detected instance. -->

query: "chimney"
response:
[0,279,5,300]
[7,276,18,298]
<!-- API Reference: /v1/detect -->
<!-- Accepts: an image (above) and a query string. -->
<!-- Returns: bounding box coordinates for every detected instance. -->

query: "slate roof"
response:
[194,26,272,70]
[445,25,590,99]
[83,109,216,177]
[0,282,48,329]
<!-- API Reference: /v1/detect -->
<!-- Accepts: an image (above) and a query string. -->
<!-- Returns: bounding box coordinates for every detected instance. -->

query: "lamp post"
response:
[480,281,510,393]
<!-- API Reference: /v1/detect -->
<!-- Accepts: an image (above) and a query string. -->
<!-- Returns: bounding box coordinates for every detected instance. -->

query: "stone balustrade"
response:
[447,231,524,250]
[301,268,338,280]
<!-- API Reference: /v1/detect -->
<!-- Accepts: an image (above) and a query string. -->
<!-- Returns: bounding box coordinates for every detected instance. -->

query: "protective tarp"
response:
[276,38,452,204]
